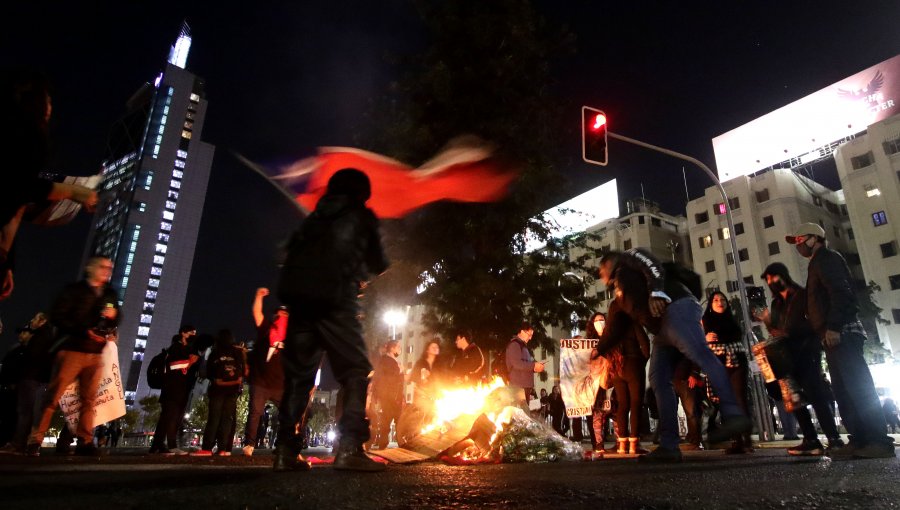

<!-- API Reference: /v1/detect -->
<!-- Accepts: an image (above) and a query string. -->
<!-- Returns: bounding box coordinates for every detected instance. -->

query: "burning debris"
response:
[376,378,583,465]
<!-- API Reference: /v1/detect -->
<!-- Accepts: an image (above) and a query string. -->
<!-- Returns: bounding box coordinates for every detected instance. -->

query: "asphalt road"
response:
[0,444,897,510]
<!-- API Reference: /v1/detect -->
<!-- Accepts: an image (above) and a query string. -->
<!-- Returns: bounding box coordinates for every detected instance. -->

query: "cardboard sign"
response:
[59,342,127,433]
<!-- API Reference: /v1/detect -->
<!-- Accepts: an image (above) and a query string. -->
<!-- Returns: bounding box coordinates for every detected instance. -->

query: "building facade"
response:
[834,113,900,354]
[84,27,214,405]
[686,168,860,316]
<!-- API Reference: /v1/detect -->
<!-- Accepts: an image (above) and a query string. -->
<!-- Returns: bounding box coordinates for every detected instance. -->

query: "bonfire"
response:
[380,377,582,465]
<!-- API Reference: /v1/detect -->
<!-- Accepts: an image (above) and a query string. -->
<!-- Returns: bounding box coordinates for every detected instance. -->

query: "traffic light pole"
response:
[607,131,776,442]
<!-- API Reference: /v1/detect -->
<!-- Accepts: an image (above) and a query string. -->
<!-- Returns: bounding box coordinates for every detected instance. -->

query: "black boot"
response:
[273,447,312,472]
[333,443,385,472]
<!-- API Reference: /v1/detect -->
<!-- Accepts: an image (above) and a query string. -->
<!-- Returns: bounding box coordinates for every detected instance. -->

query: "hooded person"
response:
[275,168,389,472]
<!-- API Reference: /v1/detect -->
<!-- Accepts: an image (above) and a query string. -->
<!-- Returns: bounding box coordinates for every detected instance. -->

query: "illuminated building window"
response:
[132,353,143,361]
[154,255,165,265]
[174,160,185,169]
[177,150,188,158]
[140,314,153,324]
[184,121,193,130]
[173,170,184,178]
[165,200,177,210]
[168,191,179,200]
[135,339,147,349]
[138,326,150,336]
[717,227,730,240]
[124,264,131,276]
[698,235,712,249]
[127,253,134,264]
[865,184,881,197]
[185,112,194,120]
[155,243,167,254]
[874,211,888,226]
[143,301,155,311]
[121,276,129,288]
[158,233,169,243]
[163,211,174,220]
[148,278,160,288]
[181,130,192,139]
[151,266,162,276]
[144,171,153,190]
[171,180,181,189]
[145,291,157,300]
[138,202,147,212]
[190,93,200,102]
[161,222,172,231]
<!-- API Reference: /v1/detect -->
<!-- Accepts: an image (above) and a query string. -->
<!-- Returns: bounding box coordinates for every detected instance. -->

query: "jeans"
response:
[12,379,46,449]
[152,385,190,450]
[203,392,239,451]
[649,297,743,450]
[672,357,702,445]
[30,351,103,446]
[791,346,840,441]
[277,300,372,454]
[244,384,281,446]
[825,331,891,446]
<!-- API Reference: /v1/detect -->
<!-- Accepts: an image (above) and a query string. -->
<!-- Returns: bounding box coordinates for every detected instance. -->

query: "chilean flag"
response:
[272,139,517,218]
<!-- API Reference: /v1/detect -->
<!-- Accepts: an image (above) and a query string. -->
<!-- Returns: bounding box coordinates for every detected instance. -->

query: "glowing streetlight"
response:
[383,308,408,340]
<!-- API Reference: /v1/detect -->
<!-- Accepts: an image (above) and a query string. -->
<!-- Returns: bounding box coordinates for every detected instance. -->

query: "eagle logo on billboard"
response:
[837,70,884,99]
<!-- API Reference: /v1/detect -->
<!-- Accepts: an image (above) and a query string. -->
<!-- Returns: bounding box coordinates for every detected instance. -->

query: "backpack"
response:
[662,261,702,300]
[277,210,358,306]
[146,348,168,390]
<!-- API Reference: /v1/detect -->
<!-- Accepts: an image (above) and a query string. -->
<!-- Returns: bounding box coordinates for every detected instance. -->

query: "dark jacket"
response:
[279,195,389,307]
[20,323,57,383]
[372,354,404,405]
[768,286,819,356]
[805,246,858,336]
[452,343,485,383]
[594,299,650,360]
[505,337,536,388]
[50,280,121,354]
[611,248,693,334]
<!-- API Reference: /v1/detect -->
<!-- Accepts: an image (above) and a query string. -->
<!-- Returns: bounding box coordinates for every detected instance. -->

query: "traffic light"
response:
[582,106,608,166]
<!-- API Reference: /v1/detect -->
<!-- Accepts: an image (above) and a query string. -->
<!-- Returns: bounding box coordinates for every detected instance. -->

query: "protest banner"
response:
[59,342,127,433]
[558,338,608,418]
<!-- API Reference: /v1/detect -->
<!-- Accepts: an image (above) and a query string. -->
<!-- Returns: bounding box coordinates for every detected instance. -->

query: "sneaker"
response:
[333,447,386,472]
[826,440,857,458]
[708,415,752,444]
[0,443,23,456]
[637,446,683,464]
[190,449,213,457]
[273,451,312,472]
[787,439,825,456]
[169,448,189,456]
[852,443,896,459]
[215,450,232,457]
[242,445,255,457]
[25,444,40,457]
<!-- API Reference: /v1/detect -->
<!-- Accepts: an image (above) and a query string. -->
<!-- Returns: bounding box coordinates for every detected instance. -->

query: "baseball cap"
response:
[784,222,825,244]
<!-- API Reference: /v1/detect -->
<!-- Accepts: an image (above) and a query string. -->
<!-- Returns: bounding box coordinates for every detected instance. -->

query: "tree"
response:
[359,0,597,354]
[856,280,893,364]
[306,401,333,436]
[185,394,208,433]
[138,394,161,432]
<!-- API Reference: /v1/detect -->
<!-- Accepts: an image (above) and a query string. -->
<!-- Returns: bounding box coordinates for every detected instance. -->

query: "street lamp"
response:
[383,308,408,340]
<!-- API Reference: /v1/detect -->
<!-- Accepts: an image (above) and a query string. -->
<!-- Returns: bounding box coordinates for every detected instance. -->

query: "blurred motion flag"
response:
[269,138,516,218]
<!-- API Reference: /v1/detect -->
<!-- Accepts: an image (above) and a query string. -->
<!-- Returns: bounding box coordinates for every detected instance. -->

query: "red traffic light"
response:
[582,106,608,166]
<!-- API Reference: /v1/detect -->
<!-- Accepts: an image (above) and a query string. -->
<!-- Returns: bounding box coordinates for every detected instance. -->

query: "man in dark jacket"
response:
[27,257,120,457]
[599,249,750,463]
[786,223,894,458]
[150,325,199,455]
[760,262,844,455]
[276,168,389,472]
[370,340,404,450]
[451,331,485,385]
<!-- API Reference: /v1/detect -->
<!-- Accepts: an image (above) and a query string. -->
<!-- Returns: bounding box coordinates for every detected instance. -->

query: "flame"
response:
[421,376,507,435]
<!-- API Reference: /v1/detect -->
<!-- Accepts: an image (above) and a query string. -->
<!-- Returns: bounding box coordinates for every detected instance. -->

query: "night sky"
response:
[2,1,900,352]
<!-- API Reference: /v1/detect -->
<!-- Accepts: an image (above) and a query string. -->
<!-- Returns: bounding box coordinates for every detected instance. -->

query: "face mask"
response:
[795,237,814,258]
[768,280,786,294]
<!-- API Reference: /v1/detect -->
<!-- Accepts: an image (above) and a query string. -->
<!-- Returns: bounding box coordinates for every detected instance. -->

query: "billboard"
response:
[713,53,900,181]
[524,178,619,252]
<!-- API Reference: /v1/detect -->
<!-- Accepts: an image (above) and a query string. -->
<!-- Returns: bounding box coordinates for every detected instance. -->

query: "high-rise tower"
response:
[85,24,214,405]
